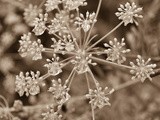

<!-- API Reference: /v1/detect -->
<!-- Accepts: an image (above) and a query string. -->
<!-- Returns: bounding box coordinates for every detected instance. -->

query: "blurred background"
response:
[0,0,160,120]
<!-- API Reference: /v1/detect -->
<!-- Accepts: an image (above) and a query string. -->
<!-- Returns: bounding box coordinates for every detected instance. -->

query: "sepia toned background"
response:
[0,0,160,120]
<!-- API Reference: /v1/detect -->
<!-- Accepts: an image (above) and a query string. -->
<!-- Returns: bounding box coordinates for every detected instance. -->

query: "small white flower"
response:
[65,42,74,52]
[24,4,42,26]
[45,0,61,12]
[104,38,130,64]
[48,79,70,105]
[18,32,32,57]
[51,38,65,52]
[18,33,45,60]
[48,18,67,35]
[130,55,156,82]
[44,54,62,76]
[86,82,114,109]
[75,11,96,32]
[15,71,41,96]
[48,12,69,35]
[115,2,143,26]
[63,35,75,52]
[32,13,48,35]
[29,39,45,60]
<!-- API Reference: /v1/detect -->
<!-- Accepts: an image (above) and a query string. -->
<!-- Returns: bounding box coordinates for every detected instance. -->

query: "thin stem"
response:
[68,70,76,88]
[53,33,64,41]
[83,32,87,48]
[0,95,9,108]
[38,0,46,9]
[60,56,74,63]
[46,28,63,41]
[61,60,71,68]
[114,79,139,91]
[85,72,95,120]
[86,21,123,51]
[88,51,107,55]
[79,29,82,48]
[84,0,102,47]
[88,69,99,89]
[76,9,82,48]
[39,73,50,82]
[44,48,76,55]
[43,48,54,53]
[85,34,98,47]
[85,73,91,90]
[0,102,5,108]
[91,56,133,69]
[66,24,79,49]
[91,103,95,120]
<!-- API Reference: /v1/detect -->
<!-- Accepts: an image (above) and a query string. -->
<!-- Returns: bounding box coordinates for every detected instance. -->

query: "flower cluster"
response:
[18,32,45,60]
[51,35,75,52]
[48,79,70,106]
[104,38,130,64]
[15,0,157,119]
[15,71,41,96]
[48,17,68,35]
[130,55,156,82]
[44,54,62,76]
[71,50,97,74]
[75,11,97,32]
[115,2,143,26]
[86,82,114,109]
[32,13,48,36]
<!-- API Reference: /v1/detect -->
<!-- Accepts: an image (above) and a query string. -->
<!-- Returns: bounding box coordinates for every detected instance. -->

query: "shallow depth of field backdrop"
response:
[0,0,160,120]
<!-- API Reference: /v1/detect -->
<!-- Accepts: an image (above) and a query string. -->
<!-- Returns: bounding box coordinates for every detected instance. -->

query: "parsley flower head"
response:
[86,82,114,109]
[15,71,41,96]
[130,55,156,82]
[48,11,69,35]
[32,13,48,35]
[71,50,97,74]
[48,79,70,105]
[104,38,130,64]
[75,11,97,32]
[44,54,62,76]
[115,2,143,26]
[18,32,45,60]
